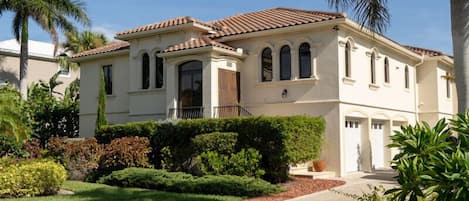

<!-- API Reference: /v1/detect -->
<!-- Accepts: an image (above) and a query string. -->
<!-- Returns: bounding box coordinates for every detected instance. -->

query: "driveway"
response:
[288,169,398,201]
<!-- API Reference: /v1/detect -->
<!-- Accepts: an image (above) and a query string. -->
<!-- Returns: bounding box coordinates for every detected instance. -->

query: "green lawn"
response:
[5,181,242,201]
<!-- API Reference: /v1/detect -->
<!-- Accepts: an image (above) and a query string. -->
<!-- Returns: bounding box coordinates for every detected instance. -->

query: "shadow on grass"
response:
[69,187,240,201]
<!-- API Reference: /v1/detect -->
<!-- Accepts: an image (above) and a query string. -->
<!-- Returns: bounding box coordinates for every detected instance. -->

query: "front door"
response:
[178,60,203,118]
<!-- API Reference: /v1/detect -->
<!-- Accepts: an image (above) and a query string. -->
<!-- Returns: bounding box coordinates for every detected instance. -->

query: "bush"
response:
[98,168,283,197]
[0,134,26,158]
[45,137,103,181]
[154,116,325,183]
[22,139,42,159]
[0,159,67,198]
[98,136,152,174]
[96,121,158,144]
[198,148,265,177]
[192,132,238,155]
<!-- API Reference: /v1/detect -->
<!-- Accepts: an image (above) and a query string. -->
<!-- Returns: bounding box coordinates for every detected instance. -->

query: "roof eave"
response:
[425,55,454,67]
[341,19,422,62]
[158,46,244,58]
[70,49,129,62]
[215,18,346,42]
[115,23,213,41]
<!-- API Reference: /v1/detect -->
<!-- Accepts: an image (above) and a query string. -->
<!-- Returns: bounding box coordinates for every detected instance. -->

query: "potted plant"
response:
[313,159,326,172]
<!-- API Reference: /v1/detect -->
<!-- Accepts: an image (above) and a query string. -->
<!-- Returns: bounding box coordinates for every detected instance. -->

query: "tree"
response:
[62,31,108,54]
[95,68,108,132]
[0,84,30,142]
[0,0,90,98]
[328,0,469,113]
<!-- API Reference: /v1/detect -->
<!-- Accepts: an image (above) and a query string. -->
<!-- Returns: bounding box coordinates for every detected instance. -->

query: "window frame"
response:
[142,53,150,89]
[261,47,273,82]
[155,51,164,88]
[345,42,351,78]
[384,57,390,83]
[404,66,409,89]
[279,45,292,80]
[102,65,113,95]
[298,42,312,79]
[370,52,376,84]
[446,72,451,98]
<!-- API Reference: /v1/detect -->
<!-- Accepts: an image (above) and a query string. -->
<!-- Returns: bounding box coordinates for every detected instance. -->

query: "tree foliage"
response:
[0,84,30,142]
[95,68,108,132]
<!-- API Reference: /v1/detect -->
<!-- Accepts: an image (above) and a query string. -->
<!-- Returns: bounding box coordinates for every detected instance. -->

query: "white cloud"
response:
[91,25,118,41]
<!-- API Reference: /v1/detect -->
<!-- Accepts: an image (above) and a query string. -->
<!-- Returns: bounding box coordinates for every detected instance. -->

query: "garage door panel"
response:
[345,120,361,172]
[371,122,384,169]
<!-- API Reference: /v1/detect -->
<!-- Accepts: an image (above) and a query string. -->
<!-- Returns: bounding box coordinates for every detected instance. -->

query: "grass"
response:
[5,181,242,201]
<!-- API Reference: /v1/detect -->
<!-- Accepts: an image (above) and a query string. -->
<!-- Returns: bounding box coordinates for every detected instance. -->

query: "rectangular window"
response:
[155,53,164,88]
[446,72,451,98]
[103,65,112,95]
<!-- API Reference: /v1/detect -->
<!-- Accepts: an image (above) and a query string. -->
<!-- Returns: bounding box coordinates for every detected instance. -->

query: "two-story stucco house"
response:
[0,39,79,94]
[72,8,456,177]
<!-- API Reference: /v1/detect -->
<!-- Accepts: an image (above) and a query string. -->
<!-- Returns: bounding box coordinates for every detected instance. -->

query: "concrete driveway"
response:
[288,169,398,201]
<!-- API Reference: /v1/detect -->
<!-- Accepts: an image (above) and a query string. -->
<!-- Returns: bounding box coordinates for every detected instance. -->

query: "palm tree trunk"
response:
[452,0,469,113]
[19,17,29,99]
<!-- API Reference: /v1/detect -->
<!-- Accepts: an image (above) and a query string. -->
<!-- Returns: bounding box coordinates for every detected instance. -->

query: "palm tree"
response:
[0,84,30,142]
[328,0,469,113]
[62,30,108,53]
[0,0,90,98]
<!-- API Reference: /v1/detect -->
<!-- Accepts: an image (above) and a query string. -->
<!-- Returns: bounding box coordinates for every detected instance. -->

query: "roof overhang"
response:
[158,46,245,58]
[0,49,56,62]
[424,55,454,67]
[115,23,214,41]
[70,49,129,62]
[340,19,422,63]
[215,18,346,42]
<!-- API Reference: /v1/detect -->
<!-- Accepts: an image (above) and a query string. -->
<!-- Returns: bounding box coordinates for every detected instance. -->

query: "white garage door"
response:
[371,122,384,169]
[345,120,361,172]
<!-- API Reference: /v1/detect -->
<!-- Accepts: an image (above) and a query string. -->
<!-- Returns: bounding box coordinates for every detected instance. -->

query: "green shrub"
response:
[98,168,283,197]
[0,134,26,158]
[22,139,42,159]
[198,148,265,177]
[45,137,103,181]
[192,132,238,155]
[0,159,67,198]
[154,116,325,183]
[96,121,158,144]
[98,136,152,174]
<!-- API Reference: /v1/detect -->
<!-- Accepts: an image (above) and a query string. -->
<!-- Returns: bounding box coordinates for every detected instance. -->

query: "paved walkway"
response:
[288,169,398,201]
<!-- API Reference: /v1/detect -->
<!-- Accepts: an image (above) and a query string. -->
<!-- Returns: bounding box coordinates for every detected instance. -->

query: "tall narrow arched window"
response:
[446,72,451,98]
[345,42,351,77]
[155,51,164,88]
[280,45,291,80]
[370,52,376,84]
[142,53,150,89]
[261,48,272,82]
[299,43,311,79]
[404,66,409,89]
[384,57,390,83]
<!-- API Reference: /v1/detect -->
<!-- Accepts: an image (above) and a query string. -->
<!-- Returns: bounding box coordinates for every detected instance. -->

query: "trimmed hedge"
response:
[96,121,158,144]
[192,132,238,155]
[98,168,283,197]
[0,159,67,198]
[96,116,325,183]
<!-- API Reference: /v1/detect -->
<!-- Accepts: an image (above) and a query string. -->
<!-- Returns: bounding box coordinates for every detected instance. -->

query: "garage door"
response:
[371,122,384,169]
[345,120,361,172]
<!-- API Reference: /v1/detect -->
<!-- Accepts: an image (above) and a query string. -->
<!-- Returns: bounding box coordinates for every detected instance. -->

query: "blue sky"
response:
[0,0,453,54]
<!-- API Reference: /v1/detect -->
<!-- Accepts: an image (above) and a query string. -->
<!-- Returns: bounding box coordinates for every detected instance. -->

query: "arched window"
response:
[142,53,150,89]
[404,66,409,89]
[446,72,451,98]
[345,42,351,77]
[280,45,291,80]
[261,48,272,82]
[384,57,390,83]
[299,43,311,79]
[370,52,376,84]
[155,51,164,88]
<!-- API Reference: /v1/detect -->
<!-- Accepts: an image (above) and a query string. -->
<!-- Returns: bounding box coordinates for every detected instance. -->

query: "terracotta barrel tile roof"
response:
[163,36,236,53]
[209,7,345,38]
[116,16,220,37]
[405,45,445,57]
[71,41,130,58]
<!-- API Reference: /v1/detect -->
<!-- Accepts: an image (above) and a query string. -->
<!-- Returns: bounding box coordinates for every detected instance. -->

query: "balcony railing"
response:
[213,105,252,118]
[168,107,204,119]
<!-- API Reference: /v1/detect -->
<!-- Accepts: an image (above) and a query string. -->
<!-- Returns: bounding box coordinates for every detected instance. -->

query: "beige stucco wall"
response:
[0,54,79,94]
[79,55,129,136]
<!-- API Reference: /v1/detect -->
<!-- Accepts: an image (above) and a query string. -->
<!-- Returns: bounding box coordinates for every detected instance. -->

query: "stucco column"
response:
[311,46,318,78]
[202,60,217,118]
[165,62,177,119]
[362,118,372,172]
[291,49,299,80]
[149,56,156,88]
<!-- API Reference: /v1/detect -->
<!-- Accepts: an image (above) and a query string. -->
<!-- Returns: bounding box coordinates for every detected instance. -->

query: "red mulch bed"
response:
[244,177,346,201]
